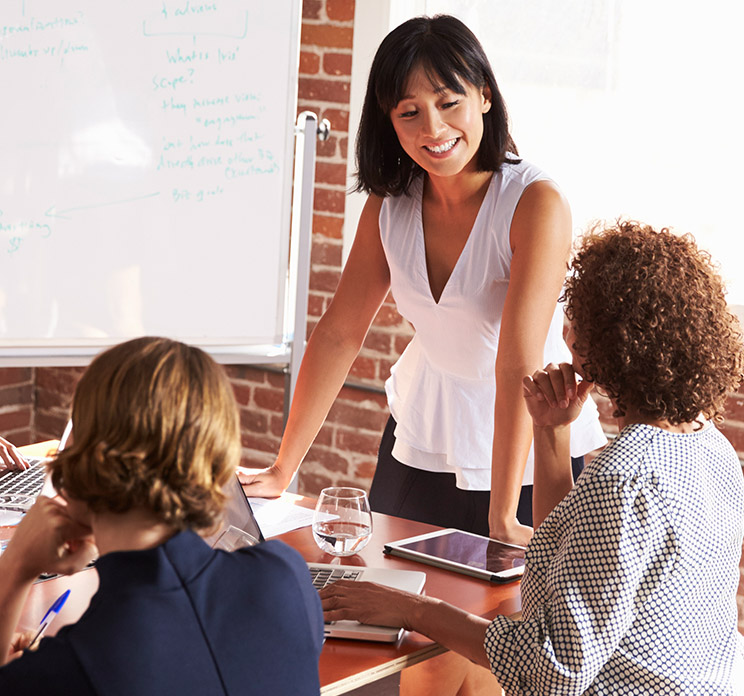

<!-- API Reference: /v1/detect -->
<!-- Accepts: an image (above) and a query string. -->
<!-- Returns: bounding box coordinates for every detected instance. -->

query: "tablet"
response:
[384,528,525,583]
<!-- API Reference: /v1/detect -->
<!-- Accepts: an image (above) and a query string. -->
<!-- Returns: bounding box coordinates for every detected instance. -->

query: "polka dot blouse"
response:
[485,423,744,694]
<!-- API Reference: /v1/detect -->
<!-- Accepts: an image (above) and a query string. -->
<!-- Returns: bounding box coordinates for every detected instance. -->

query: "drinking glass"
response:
[312,487,372,557]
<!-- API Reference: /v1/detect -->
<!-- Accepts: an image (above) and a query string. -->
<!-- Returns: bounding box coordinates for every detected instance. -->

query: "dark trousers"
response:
[369,416,583,536]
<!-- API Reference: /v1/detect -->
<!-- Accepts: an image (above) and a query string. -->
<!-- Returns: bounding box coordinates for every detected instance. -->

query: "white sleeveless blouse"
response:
[379,160,606,490]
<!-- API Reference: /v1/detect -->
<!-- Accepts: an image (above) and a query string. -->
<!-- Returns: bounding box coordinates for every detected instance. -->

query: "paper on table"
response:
[247,496,326,538]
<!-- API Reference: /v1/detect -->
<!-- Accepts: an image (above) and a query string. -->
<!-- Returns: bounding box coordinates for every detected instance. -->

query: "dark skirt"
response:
[368,416,583,536]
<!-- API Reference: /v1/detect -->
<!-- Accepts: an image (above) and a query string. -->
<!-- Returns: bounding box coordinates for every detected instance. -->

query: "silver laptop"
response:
[0,420,72,511]
[215,479,426,642]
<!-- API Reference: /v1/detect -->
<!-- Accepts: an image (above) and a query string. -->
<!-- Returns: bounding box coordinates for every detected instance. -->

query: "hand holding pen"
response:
[27,589,70,649]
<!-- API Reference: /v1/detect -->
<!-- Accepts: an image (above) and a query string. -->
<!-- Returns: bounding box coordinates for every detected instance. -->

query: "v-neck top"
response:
[379,159,606,489]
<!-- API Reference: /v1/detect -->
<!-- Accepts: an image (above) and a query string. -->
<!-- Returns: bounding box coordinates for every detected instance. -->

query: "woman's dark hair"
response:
[564,220,744,425]
[354,15,518,197]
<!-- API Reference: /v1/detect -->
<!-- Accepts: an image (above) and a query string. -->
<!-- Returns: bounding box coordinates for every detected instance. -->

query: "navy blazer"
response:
[0,530,324,695]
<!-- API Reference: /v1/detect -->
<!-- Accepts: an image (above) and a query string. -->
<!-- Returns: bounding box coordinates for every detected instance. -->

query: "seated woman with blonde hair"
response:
[322,220,744,694]
[0,337,324,695]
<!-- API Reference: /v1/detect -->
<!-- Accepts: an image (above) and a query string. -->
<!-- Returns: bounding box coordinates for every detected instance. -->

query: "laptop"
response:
[0,420,73,513]
[215,479,426,643]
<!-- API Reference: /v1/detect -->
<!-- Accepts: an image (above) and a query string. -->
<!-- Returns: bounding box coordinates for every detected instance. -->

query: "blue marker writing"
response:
[28,589,70,649]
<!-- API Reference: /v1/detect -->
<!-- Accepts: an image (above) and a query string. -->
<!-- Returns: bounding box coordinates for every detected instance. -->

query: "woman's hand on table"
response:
[238,464,292,498]
[0,436,27,471]
[320,580,419,630]
[522,362,594,429]
[489,519,532,548]
[0,497,97,583]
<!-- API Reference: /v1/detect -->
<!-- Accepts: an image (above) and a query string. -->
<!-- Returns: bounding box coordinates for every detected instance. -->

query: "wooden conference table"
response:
[8,442,522,695]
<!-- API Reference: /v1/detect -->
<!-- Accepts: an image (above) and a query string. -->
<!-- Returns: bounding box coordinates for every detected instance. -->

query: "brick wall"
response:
[0,0,742,633]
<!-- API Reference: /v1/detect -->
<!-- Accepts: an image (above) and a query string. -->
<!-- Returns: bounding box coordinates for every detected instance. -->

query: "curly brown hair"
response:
[48,337,240,531]
[563,220,744,424]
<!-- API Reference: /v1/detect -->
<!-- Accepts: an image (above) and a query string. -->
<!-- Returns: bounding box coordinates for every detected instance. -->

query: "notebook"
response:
[215,479,427,642]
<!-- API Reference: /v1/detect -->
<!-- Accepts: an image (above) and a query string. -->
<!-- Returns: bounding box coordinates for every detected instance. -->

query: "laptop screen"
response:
[203,474,264,547]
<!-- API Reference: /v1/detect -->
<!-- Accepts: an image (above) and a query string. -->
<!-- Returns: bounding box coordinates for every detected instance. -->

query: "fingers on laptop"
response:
[0,436,27,471]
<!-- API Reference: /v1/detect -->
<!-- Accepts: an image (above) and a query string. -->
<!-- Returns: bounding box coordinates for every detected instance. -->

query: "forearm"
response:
[531,424,573,528]
[489,373,534,533]
[0,557,35,666]
[407,595,492,670]
[275,318,366,480]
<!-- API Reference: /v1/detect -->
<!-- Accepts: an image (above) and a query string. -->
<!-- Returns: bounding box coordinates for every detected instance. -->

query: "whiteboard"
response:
[0,0,300,363]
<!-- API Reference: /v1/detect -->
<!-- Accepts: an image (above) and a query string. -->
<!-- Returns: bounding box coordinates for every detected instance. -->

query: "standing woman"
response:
[244,15,604,546]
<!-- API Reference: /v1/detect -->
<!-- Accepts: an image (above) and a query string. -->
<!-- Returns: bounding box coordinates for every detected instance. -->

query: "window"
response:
[348,0,744,312]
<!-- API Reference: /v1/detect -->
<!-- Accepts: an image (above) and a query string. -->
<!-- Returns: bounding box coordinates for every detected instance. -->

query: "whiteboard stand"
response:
[284,112,330,493]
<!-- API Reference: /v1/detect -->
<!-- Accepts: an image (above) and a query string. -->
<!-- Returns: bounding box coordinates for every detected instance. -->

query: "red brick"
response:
[314,422,334,447]
[339,136,348,160]
[300,50,321,75]
[354,459,378,482]
[34,387,71,411]
[301,23,354,50]
[378,359,396,379]
[5,429,32,447]
[298,470,335,497]
[231,382,253,407]
[266,371,286,389]
[349,356,376,380]
[323,52,352,76]
[270,414,285,438]
[314,187,346,214]
[253,387,285,413]
[321,108,350,133]
[241,432,280,454]
[373,304,405,327]
[240,450,274,469]
[337,386,388,408]
[310,269,341,293]
[363,330,391,354]
[302,0,322,20]
[719,424,744,455]
[224,365,267,383]
[0,384,32,406]
[35,413,69,441]
[239,408,268,433]
[305,446,350,472]
[0,368,32,387]
[326,0,355,22]
[316,135,339,158]
[394,334,413,355]
[313,214,344,239]
[725,393,744,423]
[297,101,322,118]
[311,239,343,266]
[315,161,348,187]
[35,367,84,395]
[298,77,350,104]
[327,402,388,431]
[335,428,382,455]
[307,292,326,317]
[0,408,32,432]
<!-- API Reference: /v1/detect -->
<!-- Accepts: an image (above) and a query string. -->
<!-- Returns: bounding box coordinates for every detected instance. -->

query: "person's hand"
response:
[522,362,594,429]
[0,497,97,583]
[320,580,420,630]
[0,436,27,472]
[238,465,293,498]
[6,631,34,662]
[488,518,532,547]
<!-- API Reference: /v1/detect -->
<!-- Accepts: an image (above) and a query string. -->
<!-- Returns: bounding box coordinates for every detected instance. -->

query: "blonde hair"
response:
[49,337,240,530]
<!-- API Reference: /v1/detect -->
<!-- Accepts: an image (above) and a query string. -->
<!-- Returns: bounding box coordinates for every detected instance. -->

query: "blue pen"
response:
[28,589,70,649]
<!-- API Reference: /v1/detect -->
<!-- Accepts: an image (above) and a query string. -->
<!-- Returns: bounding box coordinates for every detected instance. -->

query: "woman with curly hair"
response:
[0,337,324,695]
[321,221,744,694]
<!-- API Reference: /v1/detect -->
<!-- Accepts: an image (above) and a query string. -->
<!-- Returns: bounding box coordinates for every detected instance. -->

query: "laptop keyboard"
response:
[309,566,361,590]
[0,458,46,498]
